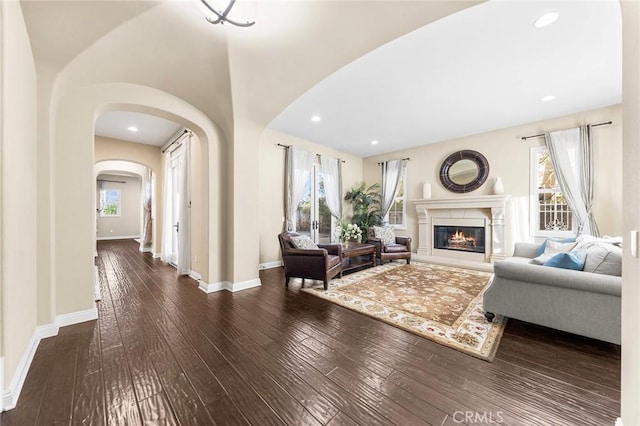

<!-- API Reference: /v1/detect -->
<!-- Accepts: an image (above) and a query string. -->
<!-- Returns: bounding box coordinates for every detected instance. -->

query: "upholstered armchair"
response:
[367,227,412,264]
[278,232,343,290]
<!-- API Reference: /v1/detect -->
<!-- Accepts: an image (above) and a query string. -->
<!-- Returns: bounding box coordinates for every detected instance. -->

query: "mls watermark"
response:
[450,411,505,424]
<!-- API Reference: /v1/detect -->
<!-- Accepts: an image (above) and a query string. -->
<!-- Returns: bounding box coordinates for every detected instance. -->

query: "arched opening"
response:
[51,83,227,318]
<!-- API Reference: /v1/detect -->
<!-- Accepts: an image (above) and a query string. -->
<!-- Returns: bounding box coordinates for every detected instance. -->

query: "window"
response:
[530,146,574,236]
[99,189,121,217]
[386,168,406,229]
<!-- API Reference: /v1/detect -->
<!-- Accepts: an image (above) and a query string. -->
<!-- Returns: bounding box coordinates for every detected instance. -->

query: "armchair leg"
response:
[484,312,495,323]
[406,259,410,264]
[285,277,290,287]
[323,280,328,290]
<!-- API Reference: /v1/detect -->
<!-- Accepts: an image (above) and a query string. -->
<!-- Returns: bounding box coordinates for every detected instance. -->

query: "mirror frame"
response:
[439,150,490,193]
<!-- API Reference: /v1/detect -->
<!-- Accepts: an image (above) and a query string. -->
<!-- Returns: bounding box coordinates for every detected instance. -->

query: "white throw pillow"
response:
[290,235,319,250]
[531,240,577,265]
[373,226,396,245]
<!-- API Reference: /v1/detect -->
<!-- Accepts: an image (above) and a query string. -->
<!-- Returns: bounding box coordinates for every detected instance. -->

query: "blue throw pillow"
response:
[537,237,577,256]
[543,249,587,270]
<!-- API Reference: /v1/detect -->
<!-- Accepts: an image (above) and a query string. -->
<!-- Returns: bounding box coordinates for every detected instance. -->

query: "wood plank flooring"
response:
[1,239,621,425]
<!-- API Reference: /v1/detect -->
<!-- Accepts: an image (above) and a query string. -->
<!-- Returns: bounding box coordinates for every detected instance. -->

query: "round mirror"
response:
[439,150,489,193]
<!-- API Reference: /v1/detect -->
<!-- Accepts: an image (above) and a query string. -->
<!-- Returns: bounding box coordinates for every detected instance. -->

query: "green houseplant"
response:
[344,181,382,235]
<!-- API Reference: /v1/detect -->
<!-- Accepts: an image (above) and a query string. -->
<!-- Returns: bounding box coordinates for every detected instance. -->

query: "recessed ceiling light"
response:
[534,12,559,29]
[540,95,555,102]
[127,126,139,132]
[371,140,379,145]
[311,115,321,122]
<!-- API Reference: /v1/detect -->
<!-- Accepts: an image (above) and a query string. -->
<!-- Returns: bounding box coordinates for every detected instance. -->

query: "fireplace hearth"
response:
[434,225,485,254]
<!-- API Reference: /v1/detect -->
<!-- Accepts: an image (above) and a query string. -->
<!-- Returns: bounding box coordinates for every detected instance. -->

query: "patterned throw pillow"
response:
[373,226,396,246]
[290,235,319,250]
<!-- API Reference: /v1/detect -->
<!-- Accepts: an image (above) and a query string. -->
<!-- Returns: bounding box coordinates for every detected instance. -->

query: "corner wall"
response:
[363,104,623,253]
[0,0,38,399]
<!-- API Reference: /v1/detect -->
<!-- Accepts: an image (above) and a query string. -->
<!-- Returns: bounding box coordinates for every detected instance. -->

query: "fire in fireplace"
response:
[434,225,485,253]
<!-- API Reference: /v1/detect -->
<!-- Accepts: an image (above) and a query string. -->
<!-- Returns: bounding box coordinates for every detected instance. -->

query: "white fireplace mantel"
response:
[413,195,510,264]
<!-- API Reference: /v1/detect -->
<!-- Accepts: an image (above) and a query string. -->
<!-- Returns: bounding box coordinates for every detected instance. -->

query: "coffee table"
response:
[340,243,376,277]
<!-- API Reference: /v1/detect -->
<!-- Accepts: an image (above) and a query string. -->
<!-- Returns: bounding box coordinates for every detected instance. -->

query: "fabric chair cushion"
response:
[583,244,622,276]
[536,237,577,256]
[531,240,577,265]
[373,226,396,246]
[290,235,319,250]
[543,249,587,270]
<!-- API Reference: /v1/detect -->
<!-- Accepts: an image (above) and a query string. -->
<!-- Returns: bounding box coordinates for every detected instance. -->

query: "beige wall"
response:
[621,2,640,424]
[363,104,623,254]
[1,1,38,390]
[258,128,364,265]
[96,174,142,239]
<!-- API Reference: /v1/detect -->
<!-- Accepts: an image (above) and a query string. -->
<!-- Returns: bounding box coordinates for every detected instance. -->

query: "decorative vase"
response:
[422,182,432,199]
[492,177,504,195]
[342,241,350,249]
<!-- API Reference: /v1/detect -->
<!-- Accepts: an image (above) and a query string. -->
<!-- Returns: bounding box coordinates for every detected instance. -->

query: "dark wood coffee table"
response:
[340,243,376,277]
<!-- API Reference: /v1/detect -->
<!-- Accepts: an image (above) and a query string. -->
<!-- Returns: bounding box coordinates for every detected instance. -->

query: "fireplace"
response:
[434,225,486,254]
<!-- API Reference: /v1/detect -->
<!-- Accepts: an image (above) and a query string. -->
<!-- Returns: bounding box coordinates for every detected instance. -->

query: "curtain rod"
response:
[276,143,346,163]
[97,179,126,184]
[161,129,192,153]
[377,157,410,165]
[521,121,613,141]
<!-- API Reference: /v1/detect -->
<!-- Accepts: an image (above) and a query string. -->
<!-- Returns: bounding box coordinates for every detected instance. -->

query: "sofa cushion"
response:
[373,226,396,245]
[543,249,587,270]
[583,244,622,276]
[385,243,408,253]
[290,235,319,250]
[536,237,577,256]
[531,240,577,265]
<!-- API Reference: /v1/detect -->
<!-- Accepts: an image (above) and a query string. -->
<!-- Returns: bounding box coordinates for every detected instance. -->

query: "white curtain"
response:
[141,167,153,249]
[176,136,191,275]
[285,147,315,231]
[380,159,407,220]
[161,153,173,264]
[320,156,342,220]
[545,125,599,236]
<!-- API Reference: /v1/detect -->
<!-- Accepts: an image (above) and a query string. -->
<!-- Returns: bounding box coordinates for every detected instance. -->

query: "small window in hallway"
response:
[99,189,121,217]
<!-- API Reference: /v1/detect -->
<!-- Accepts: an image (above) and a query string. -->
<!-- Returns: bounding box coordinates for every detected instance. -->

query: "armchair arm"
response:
[283,248,328,257]
[318,244,342,257]
[396,236,412,251]
[367,236,383,254]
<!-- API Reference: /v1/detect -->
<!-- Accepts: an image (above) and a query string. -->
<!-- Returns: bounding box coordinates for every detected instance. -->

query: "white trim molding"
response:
[259,260,283,270]
[153,253,161,259]
[189,270,202,281]
[198,278,262,294]
[1,306,99,412]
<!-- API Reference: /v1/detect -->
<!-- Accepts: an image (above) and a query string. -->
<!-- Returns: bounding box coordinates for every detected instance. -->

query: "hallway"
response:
[1,240,621,425]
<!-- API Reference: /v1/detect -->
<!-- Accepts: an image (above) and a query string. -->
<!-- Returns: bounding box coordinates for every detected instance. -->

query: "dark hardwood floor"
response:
[1,239,620,425]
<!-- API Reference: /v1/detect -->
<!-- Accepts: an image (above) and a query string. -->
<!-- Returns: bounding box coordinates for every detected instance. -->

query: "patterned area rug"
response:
[300,262,507,361]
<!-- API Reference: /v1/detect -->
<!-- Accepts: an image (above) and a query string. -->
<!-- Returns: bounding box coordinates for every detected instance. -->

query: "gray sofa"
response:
[483,242,621,344]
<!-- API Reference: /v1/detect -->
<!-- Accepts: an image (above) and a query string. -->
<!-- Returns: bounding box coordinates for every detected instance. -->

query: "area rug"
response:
[300,262,507,361]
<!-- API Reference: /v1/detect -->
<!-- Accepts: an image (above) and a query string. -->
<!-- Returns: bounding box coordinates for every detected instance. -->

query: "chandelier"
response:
[199,0,255,27]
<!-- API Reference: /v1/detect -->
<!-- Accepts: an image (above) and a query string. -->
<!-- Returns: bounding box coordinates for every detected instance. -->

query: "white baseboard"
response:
[198,278,261,293]
[94,265,102,301]
[94,250,98,258]
[0,357,4,413]
[153,253,161,259]
[139,246,153,253]
[259,260,282,270]
[2,305,99,412]
[615,418,623,426]
[189,271,202,281]
[96,235,140,241]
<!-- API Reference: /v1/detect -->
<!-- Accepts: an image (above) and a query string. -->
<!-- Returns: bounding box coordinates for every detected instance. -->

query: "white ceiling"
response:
[268,0,622,158]
[95,111,183,146]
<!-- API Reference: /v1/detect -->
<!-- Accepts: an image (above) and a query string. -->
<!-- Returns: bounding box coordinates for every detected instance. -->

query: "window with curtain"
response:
[385,167,407,228]
[530,146,574,236]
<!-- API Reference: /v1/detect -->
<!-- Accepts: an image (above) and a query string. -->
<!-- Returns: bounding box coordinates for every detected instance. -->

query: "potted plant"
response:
[344,181,382,236]
[334,221,363,247]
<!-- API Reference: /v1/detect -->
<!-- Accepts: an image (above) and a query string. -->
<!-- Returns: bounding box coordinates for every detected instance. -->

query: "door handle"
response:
[173,222,179,233]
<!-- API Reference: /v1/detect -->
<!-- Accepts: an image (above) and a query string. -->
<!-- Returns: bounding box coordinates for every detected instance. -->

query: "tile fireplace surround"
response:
[413,195,510,269]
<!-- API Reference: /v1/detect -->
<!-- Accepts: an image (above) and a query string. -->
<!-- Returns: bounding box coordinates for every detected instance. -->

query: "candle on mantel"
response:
[422,182,432,199]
